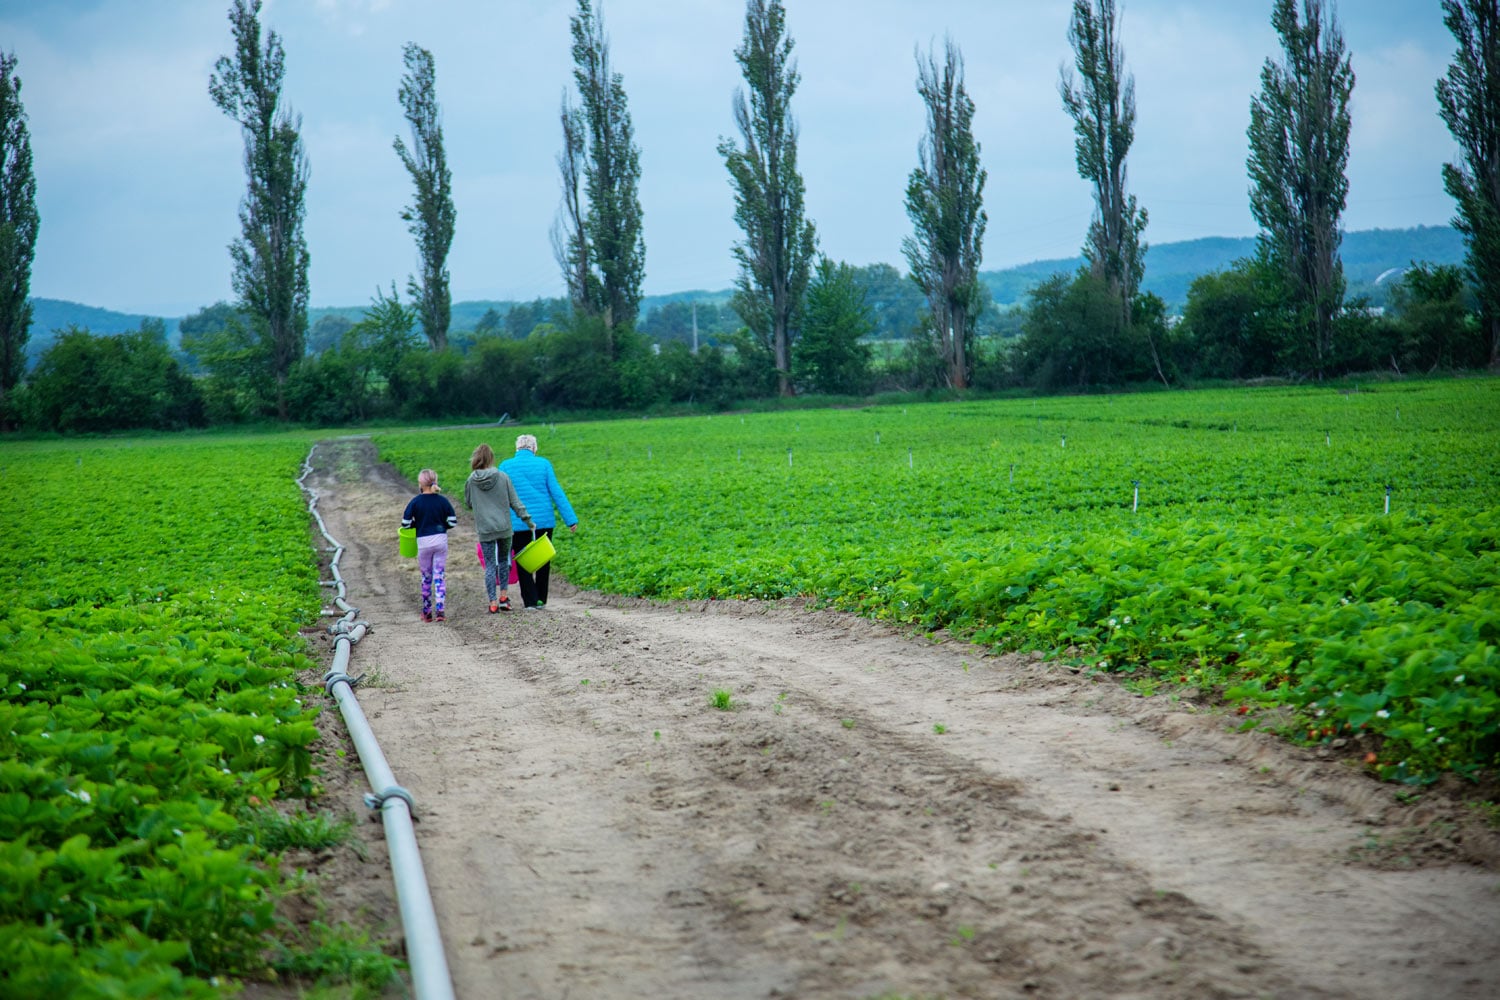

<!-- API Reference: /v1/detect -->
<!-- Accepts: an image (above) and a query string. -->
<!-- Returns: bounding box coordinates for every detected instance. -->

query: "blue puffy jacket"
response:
[500,449,578,531]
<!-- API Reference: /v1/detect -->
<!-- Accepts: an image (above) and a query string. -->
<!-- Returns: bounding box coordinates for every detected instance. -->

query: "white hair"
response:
[515,433,538,453]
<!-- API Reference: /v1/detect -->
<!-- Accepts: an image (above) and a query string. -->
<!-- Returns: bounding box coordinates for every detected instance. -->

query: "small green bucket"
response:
[398,526,417,558]
[515,532,556,573]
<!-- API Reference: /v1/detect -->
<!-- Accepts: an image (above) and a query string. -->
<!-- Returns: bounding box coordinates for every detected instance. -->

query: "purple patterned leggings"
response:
[417,534,448,614]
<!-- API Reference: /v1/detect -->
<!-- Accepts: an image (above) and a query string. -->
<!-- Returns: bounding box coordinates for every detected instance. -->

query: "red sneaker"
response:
[488,601,500,614]
[421,611,433,623]
[498,595,511,611]
[435,611,446,622]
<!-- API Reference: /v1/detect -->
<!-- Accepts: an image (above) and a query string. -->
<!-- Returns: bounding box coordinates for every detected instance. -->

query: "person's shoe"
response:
[488,601,500,614]
[498,595,511,611]
[421,611,434,623]
[435,611,446,622]
[535,601,546,610]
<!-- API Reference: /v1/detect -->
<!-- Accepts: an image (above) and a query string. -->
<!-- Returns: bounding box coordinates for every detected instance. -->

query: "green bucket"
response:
[515,532,556,573]
[398,526,417,558]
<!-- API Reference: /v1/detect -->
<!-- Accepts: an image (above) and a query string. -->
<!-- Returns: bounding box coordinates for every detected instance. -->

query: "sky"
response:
[0,0,1462,317]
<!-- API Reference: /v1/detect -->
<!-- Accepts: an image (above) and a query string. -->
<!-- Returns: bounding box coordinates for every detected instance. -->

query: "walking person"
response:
[502,433,578,610]
[464,443,534,613]
[401,469,457,622]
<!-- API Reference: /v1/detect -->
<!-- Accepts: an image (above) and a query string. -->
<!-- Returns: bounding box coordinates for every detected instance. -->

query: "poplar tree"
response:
[395,42,455,352]
[0,50,38,405]
[1060,0,1147,327]
[1437,0,1500,369]
[558,0,644,355]
[719,0,817,397]
[1247,0,1354,376]
[902,38,986,390]
[210,0,310,419]
[552,96,593,314]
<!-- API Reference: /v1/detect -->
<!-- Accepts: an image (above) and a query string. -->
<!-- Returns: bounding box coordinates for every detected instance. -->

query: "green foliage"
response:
[793,258,874,395]
[23,299,185,370]
[27,323,207,432]
[473,306,501,334]
[1014,270,1157,388]
[1247,0,1354,374]
[566,0,645,338]
[209,0,311,419]
[285,283,423,424]
[852,263,926,340]
[181,313,273,423]
[267,920,404,995]
[306,311,353,357]
[1180,254,1297,379]
[387,342,467,419]
[903,39,986,390]
[719,0,817,396]
[240,806,352,853]
[1437,0,1500,367]
[378,378,1500,781]
[395,42,455,352]
[538,313,623,410]
[1182,255,1488,380]
[178,300,245,343]
[639,298,741,348]
[1385,263,1486,371]
[504,296,571,339]
[0,433,343,993]
[0,49,38,404]
[1061,0,1147,320]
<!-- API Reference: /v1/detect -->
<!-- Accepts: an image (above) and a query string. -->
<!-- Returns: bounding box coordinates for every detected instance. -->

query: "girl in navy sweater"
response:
[401,468,458,621]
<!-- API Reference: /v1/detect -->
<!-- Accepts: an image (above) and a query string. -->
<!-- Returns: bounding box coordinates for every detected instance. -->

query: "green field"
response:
[0,433,402,996]
[376,378,1500,783]
[1,377,1496,994]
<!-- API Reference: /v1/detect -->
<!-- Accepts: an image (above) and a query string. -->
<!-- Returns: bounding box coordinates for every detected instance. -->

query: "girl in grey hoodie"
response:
[464,442,534,612]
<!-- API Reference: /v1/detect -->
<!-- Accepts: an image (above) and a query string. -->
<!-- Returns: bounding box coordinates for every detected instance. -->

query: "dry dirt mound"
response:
[296,437,1500,1000]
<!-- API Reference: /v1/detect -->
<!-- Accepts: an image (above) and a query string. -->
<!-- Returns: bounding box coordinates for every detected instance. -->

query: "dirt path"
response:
[301,438,1500,1000]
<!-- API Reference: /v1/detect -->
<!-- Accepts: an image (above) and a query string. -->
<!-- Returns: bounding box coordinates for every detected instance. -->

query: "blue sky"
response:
[0,0,1460,316]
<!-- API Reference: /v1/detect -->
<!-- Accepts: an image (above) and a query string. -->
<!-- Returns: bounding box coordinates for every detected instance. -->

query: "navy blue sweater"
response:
[402,492,458,538]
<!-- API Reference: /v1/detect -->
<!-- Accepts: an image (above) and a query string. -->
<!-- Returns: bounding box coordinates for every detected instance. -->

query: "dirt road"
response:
[300,438,1500,1000]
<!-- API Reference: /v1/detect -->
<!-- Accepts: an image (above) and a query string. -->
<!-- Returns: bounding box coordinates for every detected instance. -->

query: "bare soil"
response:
[292,437,1500,1000]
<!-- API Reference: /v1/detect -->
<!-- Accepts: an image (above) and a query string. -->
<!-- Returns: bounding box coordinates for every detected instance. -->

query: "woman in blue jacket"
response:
[501,433,578,610]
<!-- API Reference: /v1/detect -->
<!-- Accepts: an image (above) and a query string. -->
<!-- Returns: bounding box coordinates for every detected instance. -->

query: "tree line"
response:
[0,0,1496,435]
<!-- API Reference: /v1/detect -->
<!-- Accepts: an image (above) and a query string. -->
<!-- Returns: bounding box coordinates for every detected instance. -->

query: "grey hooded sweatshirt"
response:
[464,467,534,543]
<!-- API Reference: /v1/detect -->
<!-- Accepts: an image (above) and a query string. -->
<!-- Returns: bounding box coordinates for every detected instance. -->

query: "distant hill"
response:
[304,291,737,335]
[22,225,1466,366]
[979,224,1465,308]
[23,300,183,364]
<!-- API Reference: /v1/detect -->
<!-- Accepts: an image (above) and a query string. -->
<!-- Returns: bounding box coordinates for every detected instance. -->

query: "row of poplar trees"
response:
[205,0,454,419]
[1,0,1499,428]
[560,0,1500,391]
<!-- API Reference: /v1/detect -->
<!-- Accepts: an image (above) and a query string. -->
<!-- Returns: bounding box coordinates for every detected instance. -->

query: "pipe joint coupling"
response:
[365,785,417,816]
[323,670,364,695]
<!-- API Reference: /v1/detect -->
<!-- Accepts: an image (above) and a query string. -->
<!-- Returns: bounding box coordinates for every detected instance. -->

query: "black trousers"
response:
[510,527,555,608]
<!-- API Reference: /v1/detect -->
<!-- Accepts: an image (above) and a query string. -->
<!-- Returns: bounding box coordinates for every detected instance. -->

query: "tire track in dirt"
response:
[585,600,1500,999]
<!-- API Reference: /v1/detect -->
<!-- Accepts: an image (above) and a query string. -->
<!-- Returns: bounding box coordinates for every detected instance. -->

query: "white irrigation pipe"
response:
[299,448,456,1000]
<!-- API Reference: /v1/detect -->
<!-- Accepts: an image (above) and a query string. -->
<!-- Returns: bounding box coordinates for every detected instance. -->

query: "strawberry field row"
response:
[375,378,1499,782]
[0,435,349,996]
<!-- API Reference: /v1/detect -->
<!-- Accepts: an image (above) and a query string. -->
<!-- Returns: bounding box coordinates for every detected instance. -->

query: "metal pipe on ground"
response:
[301,448,457,1000]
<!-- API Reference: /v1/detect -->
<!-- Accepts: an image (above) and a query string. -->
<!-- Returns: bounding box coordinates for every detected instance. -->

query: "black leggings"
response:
[511,527,555,607]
